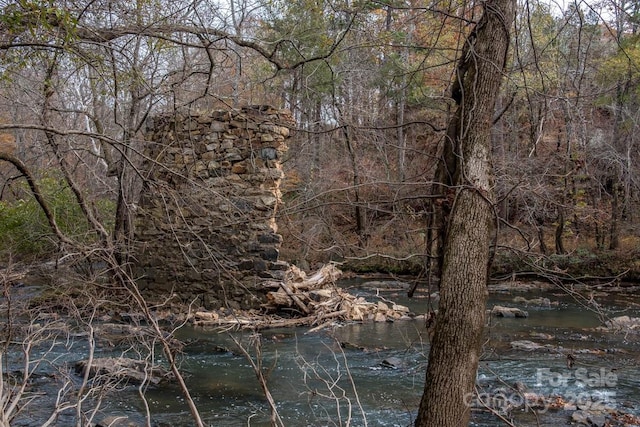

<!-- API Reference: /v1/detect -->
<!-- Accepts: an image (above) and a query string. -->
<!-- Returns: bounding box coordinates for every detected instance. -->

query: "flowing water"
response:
[6,280,640,426]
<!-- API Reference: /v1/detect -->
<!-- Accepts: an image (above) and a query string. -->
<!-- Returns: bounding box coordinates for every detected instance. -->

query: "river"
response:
[6,279,640,426]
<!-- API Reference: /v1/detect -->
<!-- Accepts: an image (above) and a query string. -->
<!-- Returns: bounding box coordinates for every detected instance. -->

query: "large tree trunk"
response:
[415,0,515,425]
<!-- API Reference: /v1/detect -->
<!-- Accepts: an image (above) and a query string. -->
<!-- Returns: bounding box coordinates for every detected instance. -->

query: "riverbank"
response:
[338,245,640,286]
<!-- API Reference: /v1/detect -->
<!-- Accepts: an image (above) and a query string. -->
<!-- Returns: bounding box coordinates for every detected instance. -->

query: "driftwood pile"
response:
[191,264,415,331]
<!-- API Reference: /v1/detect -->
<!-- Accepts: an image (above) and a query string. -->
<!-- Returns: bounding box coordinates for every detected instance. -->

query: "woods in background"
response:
[0,0,637,273]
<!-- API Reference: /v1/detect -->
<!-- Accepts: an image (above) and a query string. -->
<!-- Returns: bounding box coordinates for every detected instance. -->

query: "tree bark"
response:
[555,209,566,254]
[609,181,620,250]
[415,0,515,425]
[537,224,548,255]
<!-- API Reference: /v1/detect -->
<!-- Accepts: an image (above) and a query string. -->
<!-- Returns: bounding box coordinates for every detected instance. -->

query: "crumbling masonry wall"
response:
[134,106,294,309]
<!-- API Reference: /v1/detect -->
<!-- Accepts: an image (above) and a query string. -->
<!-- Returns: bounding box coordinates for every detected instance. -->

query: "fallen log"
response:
[304,264,341,288]
[266,290,293,307]
[279,282,310,314]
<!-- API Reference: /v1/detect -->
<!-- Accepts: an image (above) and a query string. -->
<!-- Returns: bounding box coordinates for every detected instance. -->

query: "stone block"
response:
[261,248,279,262]
[260,147,278,160]
[258,233,283,244]
[232,163,248,174]
[225,151,242,162]
[211,121,227,132]
[269,260,290,270]
[236,260,255,270]
[207,160,221,171]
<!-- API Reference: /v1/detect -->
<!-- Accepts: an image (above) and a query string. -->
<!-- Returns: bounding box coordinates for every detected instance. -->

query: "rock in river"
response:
[75,357,171,385]
[571,409,607,426]
[380,356,404,369]
[603,315,640,331]
[510,340,555,352]
[491,305,529,318]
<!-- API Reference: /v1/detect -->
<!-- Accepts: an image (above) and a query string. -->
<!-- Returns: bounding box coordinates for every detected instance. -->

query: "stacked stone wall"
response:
[134,106,294,309]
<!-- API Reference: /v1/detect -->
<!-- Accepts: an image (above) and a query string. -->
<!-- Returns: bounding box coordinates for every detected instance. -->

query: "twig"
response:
[231,334,285,427]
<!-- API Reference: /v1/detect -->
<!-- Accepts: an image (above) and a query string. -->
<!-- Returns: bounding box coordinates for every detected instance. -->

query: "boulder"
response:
[571,410,590,425]
[605,315,640,330]
[491,305,529,318]
[570,410,607,426]
[510,340,549,351]
[380,356,403,369]
[530,332,554,340]
[340,341,366,351]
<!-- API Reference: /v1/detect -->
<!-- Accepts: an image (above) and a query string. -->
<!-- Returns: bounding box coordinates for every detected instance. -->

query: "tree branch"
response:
[0,152,74,247]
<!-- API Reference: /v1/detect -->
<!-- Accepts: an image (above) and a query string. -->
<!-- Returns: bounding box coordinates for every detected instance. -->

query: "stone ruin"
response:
[134,106,294,309]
